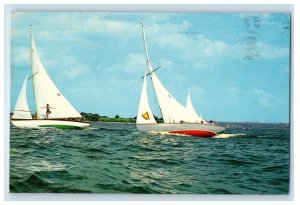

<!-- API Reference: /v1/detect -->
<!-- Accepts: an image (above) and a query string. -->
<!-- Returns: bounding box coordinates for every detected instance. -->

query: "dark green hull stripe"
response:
[39,125,81,129]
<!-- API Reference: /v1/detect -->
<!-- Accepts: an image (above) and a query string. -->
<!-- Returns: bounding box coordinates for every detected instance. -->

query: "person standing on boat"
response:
[41,104,55,118]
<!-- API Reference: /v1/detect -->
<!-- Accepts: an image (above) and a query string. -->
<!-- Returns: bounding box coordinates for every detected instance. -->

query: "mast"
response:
[140,21,164,121]
[29,25,38,118]
[140,20,153,73]
[140,22,192,123]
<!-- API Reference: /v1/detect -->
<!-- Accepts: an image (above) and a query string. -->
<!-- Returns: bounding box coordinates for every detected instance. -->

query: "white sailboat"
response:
[11,29,89,129]
[136,22,225,137]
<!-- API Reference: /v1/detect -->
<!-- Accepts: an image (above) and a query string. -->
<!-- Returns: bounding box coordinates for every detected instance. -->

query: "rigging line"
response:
[27,71,39,80]
[13,110,35,113]
[12,113,32,118]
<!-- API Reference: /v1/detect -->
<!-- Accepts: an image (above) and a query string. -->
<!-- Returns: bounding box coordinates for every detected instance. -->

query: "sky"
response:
[10,12,290,123]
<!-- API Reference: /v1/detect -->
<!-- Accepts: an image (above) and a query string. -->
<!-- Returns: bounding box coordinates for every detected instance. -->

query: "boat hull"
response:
[11,120,89,129]
[136,123,225,137]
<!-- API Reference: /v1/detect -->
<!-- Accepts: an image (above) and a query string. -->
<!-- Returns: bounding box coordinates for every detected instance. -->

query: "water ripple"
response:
[10,122,290,194]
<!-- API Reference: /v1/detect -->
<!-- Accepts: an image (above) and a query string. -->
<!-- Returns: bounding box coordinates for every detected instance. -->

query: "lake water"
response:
[9,122,290,194]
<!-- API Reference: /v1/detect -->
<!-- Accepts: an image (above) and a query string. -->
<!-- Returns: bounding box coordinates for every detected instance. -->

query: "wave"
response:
[148,131,190,137]
[145,131,247,138]
[220,159,255,165]
[10,123,290,194]
[10,170,92,193]
[214,133,246,138]
[95,182,162,193]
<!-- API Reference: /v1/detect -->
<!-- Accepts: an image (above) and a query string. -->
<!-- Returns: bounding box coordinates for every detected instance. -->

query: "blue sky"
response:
[10,12,290,122]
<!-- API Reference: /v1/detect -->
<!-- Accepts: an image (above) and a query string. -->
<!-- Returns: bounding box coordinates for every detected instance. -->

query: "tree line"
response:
[80,112,163,123]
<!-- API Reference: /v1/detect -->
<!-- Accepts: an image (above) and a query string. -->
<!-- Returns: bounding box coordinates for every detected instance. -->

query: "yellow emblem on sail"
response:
[142,111,150,120]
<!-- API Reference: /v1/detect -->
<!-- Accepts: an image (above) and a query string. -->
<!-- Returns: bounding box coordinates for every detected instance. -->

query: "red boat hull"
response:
[169,130,216,137]
[136,123,225,138]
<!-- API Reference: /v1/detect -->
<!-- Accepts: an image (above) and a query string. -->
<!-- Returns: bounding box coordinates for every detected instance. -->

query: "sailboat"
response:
[11,28,89,129]
[136,22,225,137]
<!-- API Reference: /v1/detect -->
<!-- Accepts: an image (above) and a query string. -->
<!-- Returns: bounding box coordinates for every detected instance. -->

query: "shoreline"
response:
[86,121,135,125]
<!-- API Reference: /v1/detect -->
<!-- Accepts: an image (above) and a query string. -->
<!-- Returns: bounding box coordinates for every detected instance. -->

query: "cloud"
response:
[108,53,145,74]
[44,52,90,79]
[65,63,90,79]
[256,42,290,59]
[144,20,288,70]
[107,53,175,75]
[10,12,289,121]
[11,46,30,66]
[203,40,227,57]
[157,58,174,69]
[252,88,274,107]
[12,13,289,72]
[83,16,137,35]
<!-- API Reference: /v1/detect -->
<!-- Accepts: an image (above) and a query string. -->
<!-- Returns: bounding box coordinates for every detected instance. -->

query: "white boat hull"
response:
[11,120,89,129]
[136,123,225,137]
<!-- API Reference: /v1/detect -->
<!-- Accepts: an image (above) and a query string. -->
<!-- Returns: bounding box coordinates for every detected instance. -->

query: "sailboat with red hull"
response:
[136,22,225,137]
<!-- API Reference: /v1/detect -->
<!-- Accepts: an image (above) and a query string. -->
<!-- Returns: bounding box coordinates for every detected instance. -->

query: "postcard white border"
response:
[2,3,295,202]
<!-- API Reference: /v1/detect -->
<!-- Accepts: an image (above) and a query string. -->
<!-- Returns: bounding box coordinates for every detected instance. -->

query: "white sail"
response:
[186,92,207,123]
[30,30,82,119]
[141,22,190,123]
[12,74,32,119]
[150,69,190,123]
[137,72,157,124]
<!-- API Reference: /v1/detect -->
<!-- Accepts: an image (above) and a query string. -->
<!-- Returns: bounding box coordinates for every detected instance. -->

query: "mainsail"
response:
[148,65,190,123]
[12,74,32,119]
[137,72,157,124]
[30,30,82,119]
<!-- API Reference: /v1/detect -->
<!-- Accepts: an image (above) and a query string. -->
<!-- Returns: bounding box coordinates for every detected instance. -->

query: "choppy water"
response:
[9,122,290,194]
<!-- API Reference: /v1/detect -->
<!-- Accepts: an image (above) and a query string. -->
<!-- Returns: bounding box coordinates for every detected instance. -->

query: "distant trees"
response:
[154,115,164,123]
[80,112,100,121]
[80,112,164,123]
[81,112,135,122]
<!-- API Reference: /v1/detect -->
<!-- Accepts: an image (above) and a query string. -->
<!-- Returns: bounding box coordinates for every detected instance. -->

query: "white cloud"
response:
[44,52,90,79]
[144,21,288,70]
[256,42,289,59]
[82,16,138,37]
[10,12,289,121]
[203,40,227,57]
[12,13,289,74]
[157,58,174,69]
[108,53,145,74]
[252,88,274,107]
[66,64,90,79]
[11,46,29,66]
